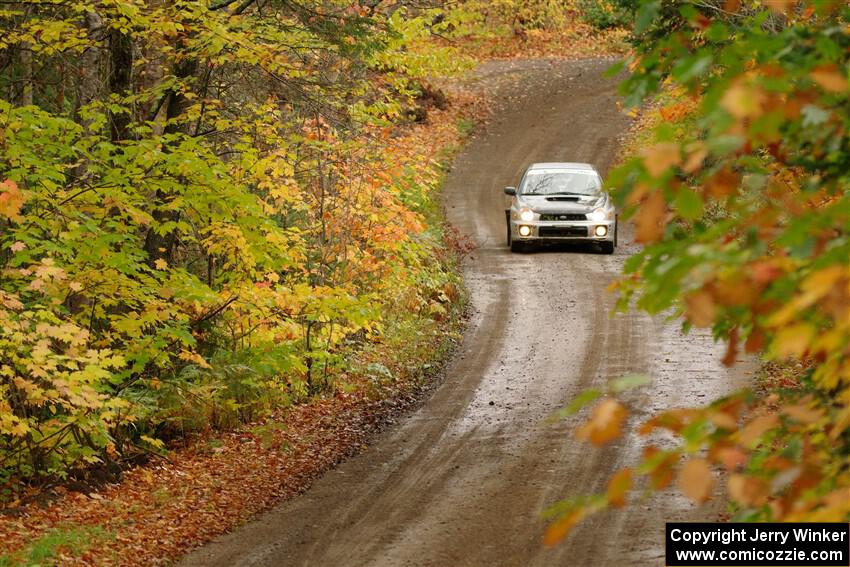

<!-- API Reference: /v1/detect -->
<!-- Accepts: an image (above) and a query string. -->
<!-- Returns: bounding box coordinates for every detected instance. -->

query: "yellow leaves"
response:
[720,80,766,120]
[154,258,168,270]
[678,458,714,503]
[771,322,816,358]
[770,266,847,327]
[0,179,26,221]
[809,65,849,93]
[576,399,627,445]
[641,143,681,177]
[606,468,633,508]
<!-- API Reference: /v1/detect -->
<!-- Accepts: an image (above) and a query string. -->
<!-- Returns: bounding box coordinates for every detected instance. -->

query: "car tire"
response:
[600,241,614,254]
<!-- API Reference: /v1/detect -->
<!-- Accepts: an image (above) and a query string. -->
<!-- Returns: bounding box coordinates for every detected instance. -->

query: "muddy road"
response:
[180,59,750,567]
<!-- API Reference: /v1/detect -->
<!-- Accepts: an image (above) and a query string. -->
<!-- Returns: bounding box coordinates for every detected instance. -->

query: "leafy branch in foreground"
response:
[547,0,849,545]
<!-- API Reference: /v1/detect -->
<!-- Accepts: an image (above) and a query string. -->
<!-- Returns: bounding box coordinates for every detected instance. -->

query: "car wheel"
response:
[600,241,614,254]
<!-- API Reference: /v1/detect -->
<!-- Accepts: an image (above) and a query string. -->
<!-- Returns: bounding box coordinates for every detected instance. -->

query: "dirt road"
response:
[179,58,750,567]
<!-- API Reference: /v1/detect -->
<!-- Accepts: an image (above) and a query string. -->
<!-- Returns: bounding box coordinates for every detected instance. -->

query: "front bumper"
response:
[509,218,615,242]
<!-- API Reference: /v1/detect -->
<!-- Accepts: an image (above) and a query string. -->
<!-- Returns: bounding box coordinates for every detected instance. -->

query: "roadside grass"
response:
[0,526,113,567]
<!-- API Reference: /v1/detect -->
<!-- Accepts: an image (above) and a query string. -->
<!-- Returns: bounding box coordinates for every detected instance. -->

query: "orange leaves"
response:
[704,167,739,200]
[641,142,681,177]
[576,399,627,445]
[543,509,585,548]
[633,189,666,244]
[0,179,26,221]
[678,458,714,503]
[720,80,766,120]
[736,413,779,447]
[606,468,633,508]
[728,474,770,507]
[809,65,849,93]
[685,290,717,328]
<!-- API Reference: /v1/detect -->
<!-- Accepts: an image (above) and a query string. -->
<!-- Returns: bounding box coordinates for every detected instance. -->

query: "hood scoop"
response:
[546,196,579,202]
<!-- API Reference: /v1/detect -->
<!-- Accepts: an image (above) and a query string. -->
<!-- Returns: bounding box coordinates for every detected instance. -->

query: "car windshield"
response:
[519,170,601,196]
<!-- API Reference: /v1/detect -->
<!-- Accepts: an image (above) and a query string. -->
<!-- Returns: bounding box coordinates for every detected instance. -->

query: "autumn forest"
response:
[1,0,848,565]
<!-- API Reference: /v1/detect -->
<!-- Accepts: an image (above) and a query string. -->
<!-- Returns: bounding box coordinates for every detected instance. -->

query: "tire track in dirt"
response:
[179,58,752,567]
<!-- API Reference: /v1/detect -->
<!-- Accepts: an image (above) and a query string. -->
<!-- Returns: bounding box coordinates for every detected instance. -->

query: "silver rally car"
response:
[504,162,617,254]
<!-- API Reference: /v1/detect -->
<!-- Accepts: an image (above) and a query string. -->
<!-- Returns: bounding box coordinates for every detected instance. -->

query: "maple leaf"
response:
[0,179,26,221]
[154,258,168,270]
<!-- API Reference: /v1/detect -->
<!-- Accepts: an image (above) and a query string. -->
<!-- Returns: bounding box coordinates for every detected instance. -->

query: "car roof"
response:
[527,162,597,172]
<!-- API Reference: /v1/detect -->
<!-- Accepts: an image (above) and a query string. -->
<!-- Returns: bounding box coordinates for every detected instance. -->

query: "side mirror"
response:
[503,186,516,196]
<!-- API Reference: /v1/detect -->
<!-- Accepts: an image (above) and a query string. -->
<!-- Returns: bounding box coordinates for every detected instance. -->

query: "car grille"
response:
[539,213,587,221]
[539,226,588,238]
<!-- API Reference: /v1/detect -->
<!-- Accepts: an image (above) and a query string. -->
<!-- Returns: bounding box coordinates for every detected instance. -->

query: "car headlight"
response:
[519,207,535,222]
[589,208,608,222]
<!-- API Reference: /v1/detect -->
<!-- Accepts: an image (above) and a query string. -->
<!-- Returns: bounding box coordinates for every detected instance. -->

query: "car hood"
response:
[518,194,606,212]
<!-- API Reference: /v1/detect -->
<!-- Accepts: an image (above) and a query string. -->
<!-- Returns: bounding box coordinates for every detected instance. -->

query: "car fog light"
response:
[519,225,532,237]
[595,225,608,237]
